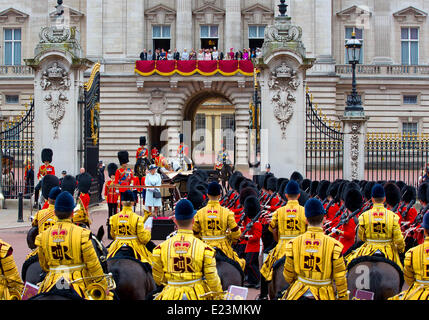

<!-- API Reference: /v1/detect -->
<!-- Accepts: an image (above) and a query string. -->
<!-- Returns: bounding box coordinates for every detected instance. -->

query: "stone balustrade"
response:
[335,64,429,76]
[0,65,34,76]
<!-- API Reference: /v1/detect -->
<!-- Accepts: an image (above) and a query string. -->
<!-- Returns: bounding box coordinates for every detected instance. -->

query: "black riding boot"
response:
[258,275,269,300]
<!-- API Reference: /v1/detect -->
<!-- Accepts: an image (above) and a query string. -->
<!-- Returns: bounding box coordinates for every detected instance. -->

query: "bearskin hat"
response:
[276,178,288,193]
[262,173,273,190]
[140,136,146,146]
[290,171,304,184]
[363,181,376,201]
[301,179,311,193]
[384,182,401,208]
[239,187,258,206]
[266,176,278,192]
[107,163,118,177]
[41,174,60,200]
[395,180,406,191]
[233,175,246,191]
[337,181,350,202]
[117,151,129,165]
[317,180,330,201]
[298,190,309,206]
[244,196,260,219]
[418,183,429,203]
[279,178,290,201]
[401,185,416,204]
[41,148,53,163]
[78,173,92,194]
[187,190,205,210]
[359,180,367,190]
[310,180,319,197]
[60,175,76,195]
[239,178,257,193]
[345,188,363,212]
[327,181,340,200]
[228,171,243,190]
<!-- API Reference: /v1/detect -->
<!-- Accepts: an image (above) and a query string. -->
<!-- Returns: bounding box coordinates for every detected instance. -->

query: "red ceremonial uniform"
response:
[136,146,149,160]
[151,148,159,159]
[114,167,134,193]
[41,201,49,210]
[338,216,358,254]
[265,195,283,212]
[398,206,418,232]
[105,180,119,204]
[243,217,262,253]
[79,193,90,210]
[37,164,55,180]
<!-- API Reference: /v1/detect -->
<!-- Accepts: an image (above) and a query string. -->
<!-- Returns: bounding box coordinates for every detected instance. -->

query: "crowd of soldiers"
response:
[2,139,429,300]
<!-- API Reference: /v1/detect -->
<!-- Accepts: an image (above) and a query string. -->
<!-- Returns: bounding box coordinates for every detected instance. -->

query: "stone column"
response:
[86,0,103,59]
[372,1,393,64]
[314,0,334,63]
[258,14,314,178]
[25,23,92,176]
[176,0,192,52]
[340,113,369,181]
[127,0,144,58]
[224,0,241,52]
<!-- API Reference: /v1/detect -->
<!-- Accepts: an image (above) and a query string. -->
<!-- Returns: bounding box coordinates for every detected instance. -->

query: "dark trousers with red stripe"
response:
[245,251,260,285]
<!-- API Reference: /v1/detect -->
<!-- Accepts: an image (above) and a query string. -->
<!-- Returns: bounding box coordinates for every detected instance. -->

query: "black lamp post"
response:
[345,32,363,112]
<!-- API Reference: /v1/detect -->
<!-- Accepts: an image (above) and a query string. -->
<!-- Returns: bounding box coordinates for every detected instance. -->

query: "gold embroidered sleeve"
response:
[0,245,23,293]
[151,246,165,286]
[227,212,241,242]
[357,214,366,242]
[332,243,348,300]
[137,216,151,245]
[35,233,49,272]
[81,230,107,287]
[392,215,405,253]
[268,211,278,233]
[403,249,415,286]
[203,247,223,299]
[282,241,296,284]
[192,212,202,238]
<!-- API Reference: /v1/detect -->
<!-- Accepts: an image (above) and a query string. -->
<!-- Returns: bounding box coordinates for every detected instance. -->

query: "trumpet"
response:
[86,282,106,300]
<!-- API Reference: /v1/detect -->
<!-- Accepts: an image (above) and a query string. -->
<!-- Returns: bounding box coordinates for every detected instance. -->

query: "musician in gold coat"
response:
[35,191,112,300]
[152,199,224,300]
[107,190,152,263]
[0,239,23,300]
[346,184,405,269]
[390,213,429,300]
[281,198,349,300]
[193,182,245,271]
[259,180,307,299]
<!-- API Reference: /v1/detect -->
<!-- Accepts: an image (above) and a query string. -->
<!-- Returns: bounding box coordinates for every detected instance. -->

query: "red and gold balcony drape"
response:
[135,60,256,76]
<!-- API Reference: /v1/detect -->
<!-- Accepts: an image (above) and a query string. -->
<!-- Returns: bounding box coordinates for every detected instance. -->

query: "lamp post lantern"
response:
[345,32,363,112]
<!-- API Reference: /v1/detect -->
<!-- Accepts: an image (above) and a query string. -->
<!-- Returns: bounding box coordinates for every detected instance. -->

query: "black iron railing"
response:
[305,89,344,181]
[1,100,34,199]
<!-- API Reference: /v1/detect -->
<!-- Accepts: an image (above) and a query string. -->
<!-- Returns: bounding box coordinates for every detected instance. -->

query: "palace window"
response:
[403,95,418,104]
[152,25,171,51]
[5,94,19,104]
[4,28,21,66]
[344,27,363,64]
[402,122,418,149]
[401,27,419,65]
[200,25,218,49]
[195,113,206,152]
[221,114,235,154]
[248,25,265,50]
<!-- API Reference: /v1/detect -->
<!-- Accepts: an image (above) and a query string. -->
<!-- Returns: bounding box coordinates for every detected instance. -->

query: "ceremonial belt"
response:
[116,236,137,240]
[49,264,85,273]
[279,235,296,240]
[366,239,391,243]
[415,279,429,285]
[201,235,226,240]
[297,276,332,286]
[168,278,203,286]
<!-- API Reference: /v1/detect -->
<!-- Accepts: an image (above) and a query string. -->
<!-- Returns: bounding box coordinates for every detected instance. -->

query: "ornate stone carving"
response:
[148,89,168,115]
[40,62,70,138]
[350,123,361,180]
[39,26,72,43]
[269,63,300,139]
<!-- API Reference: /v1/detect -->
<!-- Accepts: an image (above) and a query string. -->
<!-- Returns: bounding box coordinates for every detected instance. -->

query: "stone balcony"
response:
[335,64,429,78]
[0,65,34,77]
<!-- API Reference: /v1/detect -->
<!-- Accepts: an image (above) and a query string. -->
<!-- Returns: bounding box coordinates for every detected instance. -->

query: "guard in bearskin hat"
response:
[105,163,119,239]
[114,151,134,209]
[72,172,93,227]
[34,148,56,208]
[60,175,77,196]
[136,136,149,163]
[398,185,417,232]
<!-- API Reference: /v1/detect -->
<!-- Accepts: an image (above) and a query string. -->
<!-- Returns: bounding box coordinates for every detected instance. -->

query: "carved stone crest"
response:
[40,62,70,138]
[350,123,361,180]
[269,63,300,139]
[148,89,168,115]
[39,26,72,44]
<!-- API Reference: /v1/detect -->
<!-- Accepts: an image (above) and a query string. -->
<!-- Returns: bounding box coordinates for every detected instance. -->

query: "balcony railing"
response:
[335,64,429,76]
[0,65,34,76]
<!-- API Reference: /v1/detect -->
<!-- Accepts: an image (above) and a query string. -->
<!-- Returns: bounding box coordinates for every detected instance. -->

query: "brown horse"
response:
[346,255,404,300]
[214,248,245,290]
[106,246,156,300]
[268,257,289,300]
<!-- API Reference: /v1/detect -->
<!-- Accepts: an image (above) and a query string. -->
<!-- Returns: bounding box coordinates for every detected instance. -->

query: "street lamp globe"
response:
[345,32,362,64]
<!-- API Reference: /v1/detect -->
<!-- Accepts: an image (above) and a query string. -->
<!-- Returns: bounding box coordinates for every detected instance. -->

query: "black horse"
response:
[268,257,289,300]
[214,248,245,291]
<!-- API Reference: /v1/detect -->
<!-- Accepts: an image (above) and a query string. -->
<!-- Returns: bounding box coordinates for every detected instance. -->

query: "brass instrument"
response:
[86,282,106,300]
[8,288,22,300]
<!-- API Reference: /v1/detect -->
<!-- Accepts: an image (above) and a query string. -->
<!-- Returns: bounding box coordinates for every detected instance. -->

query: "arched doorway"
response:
[184,92,236,169]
